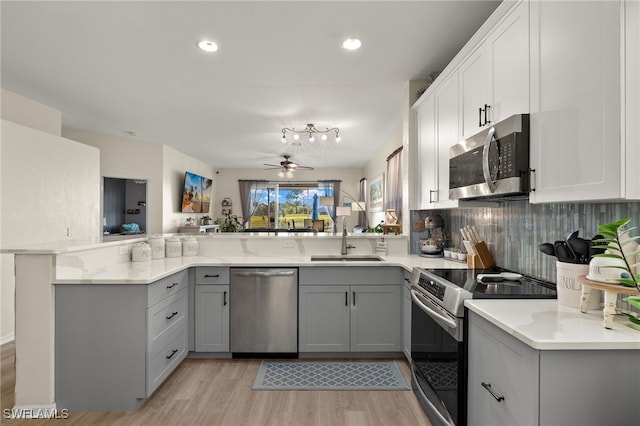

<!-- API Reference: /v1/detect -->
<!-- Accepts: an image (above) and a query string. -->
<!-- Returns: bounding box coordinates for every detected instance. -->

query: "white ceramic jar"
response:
[182,236,198,256]
[165,237,182,258]
[131,242,151,262]
[148,234,165,259]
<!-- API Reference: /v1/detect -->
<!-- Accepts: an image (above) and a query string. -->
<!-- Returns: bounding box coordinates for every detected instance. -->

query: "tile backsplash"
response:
[410,200,640,282]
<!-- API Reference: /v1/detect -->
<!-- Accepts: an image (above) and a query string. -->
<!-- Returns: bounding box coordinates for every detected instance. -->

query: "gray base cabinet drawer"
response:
[147,288,187,349]
[195,267,229,284]
[148,270,188,306]
[147,323,188,396]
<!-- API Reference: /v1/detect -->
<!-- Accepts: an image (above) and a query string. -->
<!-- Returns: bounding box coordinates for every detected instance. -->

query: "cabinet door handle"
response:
[223,291,227,306]
[352,291,356,306]
[483,104,491,125]
[345,291,348,306]
[204,274,220,278]
[481,382,505,402]
[166,349,179,360]
[429,189,437,204]
[478,106,483,127]
[166,282,179,289]
[529,168,536,192]
[166,311,178,320]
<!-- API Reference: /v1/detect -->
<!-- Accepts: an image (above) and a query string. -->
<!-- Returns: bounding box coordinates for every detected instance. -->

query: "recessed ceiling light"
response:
[342,38,362,51]
[198,40,218,53]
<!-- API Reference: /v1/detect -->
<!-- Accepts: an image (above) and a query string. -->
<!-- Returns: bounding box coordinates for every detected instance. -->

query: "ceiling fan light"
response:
[285,170,293,178]
[309,135,315,143]
[335,135,342,143]
[321,134,328,141]
[278,170,285,178]
[293,134,300,141]
[281,134,287,143]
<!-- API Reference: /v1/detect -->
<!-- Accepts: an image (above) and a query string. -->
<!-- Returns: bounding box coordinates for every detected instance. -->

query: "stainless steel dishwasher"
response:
[230,268,298,356]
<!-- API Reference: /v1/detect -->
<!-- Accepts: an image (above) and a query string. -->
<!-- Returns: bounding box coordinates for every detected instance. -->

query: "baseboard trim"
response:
[0,333,15,345]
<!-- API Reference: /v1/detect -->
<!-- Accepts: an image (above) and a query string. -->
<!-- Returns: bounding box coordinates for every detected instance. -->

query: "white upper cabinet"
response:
[460,1,529,138]
[414,93,436,210]
[625,0,640,200]
[434,72,460,209]
[412,71,460,210]
[529,0,631,203]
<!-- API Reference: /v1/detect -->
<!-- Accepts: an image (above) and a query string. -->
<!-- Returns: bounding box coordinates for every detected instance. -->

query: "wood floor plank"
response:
[1,342,431,425]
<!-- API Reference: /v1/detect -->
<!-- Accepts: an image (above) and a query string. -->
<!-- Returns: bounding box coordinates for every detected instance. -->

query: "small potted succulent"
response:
[201,215,212,225]
[593,218,640,328]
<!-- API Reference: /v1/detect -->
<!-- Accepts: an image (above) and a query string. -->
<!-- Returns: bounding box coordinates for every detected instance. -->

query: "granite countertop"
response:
[53,253,468,284]
[465,299,640,350]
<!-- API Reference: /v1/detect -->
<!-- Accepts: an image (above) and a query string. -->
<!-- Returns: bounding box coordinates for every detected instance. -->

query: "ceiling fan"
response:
[264,155,313,177]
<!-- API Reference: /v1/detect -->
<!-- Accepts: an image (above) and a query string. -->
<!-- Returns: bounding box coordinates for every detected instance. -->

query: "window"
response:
[248,183,334,230]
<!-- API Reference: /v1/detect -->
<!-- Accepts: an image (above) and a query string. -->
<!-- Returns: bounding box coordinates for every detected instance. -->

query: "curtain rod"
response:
[386,146,403,161]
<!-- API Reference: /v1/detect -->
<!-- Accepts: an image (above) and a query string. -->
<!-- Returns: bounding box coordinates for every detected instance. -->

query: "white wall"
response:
[162,144,215,232]
[361,123,404,230]
[0,88,61,136]
[1,93,100,342]
[63,129,165,234]
[213,167,364,231]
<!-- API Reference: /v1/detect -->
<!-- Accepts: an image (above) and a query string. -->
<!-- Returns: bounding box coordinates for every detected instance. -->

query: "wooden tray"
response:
[576,275,639,295]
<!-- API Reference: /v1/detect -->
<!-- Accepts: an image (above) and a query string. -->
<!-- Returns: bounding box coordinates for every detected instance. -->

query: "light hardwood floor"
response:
[1,342,431,426]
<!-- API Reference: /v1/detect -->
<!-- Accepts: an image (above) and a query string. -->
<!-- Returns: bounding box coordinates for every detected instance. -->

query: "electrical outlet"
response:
[118,246,130,256]
[282,240,295,248]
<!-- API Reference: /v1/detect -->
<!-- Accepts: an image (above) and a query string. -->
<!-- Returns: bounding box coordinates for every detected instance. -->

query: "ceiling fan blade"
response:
[263,163,280,167]
[295,165,314,170]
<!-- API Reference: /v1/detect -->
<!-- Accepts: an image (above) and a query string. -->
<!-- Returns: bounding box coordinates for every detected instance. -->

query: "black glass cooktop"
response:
[424,267,557,299]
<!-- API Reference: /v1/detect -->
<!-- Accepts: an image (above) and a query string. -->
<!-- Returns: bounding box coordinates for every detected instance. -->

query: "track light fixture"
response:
[281,123,341,145]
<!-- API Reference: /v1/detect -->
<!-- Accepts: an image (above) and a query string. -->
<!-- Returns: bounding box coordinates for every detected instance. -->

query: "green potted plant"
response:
[593,218,640,328]
[218,212,242,232]
[201,215,212,225]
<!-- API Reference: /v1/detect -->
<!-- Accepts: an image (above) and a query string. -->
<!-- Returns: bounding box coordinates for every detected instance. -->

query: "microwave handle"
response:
[482,126,497,193]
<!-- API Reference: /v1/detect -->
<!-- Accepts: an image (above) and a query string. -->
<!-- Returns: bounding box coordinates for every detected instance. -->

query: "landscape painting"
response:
[182,171,202,213]
[368,173,384,212]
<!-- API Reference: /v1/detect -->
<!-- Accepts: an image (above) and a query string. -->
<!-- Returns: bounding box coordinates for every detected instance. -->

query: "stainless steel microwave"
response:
[449,114,530,200]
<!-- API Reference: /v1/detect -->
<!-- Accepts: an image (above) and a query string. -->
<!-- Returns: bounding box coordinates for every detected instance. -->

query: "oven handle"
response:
[410,289,458,329]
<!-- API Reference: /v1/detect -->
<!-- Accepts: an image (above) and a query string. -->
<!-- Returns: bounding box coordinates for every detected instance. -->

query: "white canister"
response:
[149,235,165,259]
[165,237,182,258]
[556,261,600,310]
[131,242,152,262]
[182,236,198,256]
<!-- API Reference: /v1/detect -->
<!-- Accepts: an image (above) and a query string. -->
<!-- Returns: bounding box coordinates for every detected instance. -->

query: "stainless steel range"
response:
[409,267,556,426]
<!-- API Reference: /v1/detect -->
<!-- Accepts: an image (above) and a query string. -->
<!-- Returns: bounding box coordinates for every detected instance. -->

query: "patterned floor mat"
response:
[252,361,410,391]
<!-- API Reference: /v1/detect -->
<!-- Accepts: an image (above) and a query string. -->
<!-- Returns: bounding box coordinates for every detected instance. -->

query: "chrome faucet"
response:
[341,216,356,255]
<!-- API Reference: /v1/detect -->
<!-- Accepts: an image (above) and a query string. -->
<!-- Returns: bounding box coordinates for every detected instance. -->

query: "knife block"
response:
[467,242,496,268]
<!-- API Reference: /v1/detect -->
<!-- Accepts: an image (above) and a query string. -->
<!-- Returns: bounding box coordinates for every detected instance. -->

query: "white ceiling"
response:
[1,0,500,170]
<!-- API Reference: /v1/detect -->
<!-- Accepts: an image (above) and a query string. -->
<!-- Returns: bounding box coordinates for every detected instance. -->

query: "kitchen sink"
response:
[310,254,384,262]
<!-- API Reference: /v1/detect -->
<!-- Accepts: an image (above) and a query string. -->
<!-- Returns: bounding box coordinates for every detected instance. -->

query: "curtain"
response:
[386,147,403,224]
[317,180,341,233]
[238,180,267,228]
[358,177,367,229]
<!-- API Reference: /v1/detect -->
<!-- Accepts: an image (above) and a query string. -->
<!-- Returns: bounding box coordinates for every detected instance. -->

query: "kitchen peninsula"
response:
[5,233,639,417]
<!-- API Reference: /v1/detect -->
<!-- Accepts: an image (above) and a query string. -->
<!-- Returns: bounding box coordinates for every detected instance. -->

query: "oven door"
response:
[410,289,464,426]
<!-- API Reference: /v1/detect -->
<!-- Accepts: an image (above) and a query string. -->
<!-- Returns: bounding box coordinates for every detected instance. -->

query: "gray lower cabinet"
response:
[194,267,230,352]
[55,270,189,411]
[468,310,639,425]
[298,267,402,353]
[402,270,411,361]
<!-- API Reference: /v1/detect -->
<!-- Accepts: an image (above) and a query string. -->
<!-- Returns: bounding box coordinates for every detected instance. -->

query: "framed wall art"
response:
[368,173,384,212]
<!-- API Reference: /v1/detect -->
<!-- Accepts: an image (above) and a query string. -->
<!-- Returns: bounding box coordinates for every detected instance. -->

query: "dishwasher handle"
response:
[233,270,295,278]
